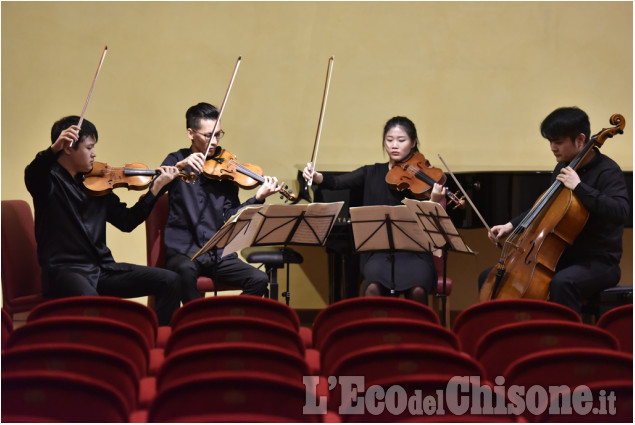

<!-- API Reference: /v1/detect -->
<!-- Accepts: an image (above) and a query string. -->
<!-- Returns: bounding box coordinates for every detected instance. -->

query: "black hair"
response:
[50,116,98,149]
[382,116,420,152]
[186,102,220,130]
[540,107,590,143]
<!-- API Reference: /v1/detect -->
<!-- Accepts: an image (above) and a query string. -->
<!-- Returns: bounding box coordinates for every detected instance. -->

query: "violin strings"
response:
[230,160,264,183]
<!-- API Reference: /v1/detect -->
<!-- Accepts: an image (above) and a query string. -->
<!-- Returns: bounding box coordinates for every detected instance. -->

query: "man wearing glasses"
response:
[159,102,283,304]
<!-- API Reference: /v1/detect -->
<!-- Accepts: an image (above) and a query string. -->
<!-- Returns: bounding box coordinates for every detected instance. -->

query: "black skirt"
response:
[361,251,437,293]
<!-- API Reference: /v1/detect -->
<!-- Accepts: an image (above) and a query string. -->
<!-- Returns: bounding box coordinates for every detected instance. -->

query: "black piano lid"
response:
[304,170,633,229]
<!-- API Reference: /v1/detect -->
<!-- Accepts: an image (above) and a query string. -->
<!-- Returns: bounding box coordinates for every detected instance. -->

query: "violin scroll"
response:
[386,152,467,209]
[446,192,467,210]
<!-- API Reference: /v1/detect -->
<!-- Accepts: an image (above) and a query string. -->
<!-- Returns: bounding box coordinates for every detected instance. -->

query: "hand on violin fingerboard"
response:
[255,176,284,201]
[176,152,206,174]
[150,166,180,195]
[52,125,80,153]
[429,183,446,203]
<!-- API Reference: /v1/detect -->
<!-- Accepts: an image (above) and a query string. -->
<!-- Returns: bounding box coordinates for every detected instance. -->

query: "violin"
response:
[203,148,297,202]
[479,113,626,301]
[385,152,466,209]
[84,161,195,196]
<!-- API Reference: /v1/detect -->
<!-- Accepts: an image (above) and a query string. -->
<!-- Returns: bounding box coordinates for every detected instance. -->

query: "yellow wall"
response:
[2,2,632,310]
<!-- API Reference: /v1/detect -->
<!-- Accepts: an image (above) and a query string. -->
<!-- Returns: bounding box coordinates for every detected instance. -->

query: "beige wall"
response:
[2,2,632,310]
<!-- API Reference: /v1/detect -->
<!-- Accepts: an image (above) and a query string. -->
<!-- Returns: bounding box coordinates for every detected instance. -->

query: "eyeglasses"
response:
[192,129,225,140]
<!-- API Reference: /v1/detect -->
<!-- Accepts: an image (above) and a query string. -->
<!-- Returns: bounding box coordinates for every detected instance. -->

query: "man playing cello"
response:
[480,107,630,313]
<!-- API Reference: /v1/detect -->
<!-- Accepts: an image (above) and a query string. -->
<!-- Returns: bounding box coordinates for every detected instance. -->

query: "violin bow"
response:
[306,56,335,190]
[437,154,501,247]
[203,56,242,159]
[73,45,108,147]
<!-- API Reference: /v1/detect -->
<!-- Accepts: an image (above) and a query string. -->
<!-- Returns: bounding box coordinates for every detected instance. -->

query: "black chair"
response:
[242,247,303,305]
[581,285,633,324]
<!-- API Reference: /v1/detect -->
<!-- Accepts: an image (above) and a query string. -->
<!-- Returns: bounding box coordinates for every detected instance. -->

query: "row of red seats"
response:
[4,295,630,372]
[1,296,314,421]
[1,296,633,422]
[3,294,633,369]
[307,298,633,421]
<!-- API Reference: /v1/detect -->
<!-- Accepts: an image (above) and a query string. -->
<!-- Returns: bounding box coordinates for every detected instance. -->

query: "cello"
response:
[479,113,626,301]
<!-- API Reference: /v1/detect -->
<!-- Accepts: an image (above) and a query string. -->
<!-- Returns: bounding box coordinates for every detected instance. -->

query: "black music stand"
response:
[194,202,344,305]
[349,205,436,296]
[247,202,343,304]
[402,199,475,325]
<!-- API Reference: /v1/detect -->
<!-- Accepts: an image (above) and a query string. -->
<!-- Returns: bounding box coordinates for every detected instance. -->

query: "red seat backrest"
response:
[1,200,46,315]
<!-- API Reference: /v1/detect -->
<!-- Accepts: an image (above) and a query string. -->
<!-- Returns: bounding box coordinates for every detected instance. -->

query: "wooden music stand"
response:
[349,202,474,326]
[191,205,263,262]
[349,205,435,296]
[190,206,264,289]
[193,202,344,304]
[402,199,476,325]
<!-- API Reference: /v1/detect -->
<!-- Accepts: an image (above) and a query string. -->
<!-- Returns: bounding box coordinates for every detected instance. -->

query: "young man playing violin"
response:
[25,115,182,325]
[158,102,284,304]
[480,107,630,313]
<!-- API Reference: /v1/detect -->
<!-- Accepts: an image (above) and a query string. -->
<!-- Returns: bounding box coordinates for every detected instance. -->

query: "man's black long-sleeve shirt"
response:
[160,148,263,261]
[510,149,630,265]
[25,147,157,292]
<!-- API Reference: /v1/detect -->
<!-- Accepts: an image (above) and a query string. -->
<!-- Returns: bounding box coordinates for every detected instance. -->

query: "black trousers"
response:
[165,249,269,304]
[478,258,620,313]
[47,264,181,326]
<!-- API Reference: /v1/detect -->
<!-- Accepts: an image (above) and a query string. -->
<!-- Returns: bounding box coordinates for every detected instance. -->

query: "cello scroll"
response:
[590,113,625,147]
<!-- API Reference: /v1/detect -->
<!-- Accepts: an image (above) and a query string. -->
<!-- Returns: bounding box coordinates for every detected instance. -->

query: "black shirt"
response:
[24,147,157,290]
[510,149,630,265]
[321,162,408,206]
[160,148,263,260]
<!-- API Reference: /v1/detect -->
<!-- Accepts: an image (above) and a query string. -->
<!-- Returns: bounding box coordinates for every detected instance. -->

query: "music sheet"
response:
[193,202,344,259]
[349,205,435,253]
[402,199,475,255]
[191,205,265,260]
[253,202,344,246]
